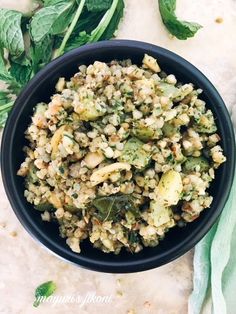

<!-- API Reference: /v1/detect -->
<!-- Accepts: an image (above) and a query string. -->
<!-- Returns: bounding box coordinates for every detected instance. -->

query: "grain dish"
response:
[17,54,226,254]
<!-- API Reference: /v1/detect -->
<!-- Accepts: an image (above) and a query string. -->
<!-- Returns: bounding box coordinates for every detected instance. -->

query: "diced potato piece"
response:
[90,162,131,186]
[84,151,105,169]
[155,170,183,206]
[49,192,62,209]
[132,121,155,142]
[157,82,180,98]
[142,54,161,72]
[55,77,65,92]
[150,201,172,227]
[51,125,72,159]
[74,100,105,121]
[119,137,151,169]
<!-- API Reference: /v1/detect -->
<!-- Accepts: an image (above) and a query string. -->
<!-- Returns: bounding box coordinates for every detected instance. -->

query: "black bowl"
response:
[1,40,235,273]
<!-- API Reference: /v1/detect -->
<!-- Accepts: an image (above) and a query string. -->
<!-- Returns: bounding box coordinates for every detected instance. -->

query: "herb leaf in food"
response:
[0,9,24,56]
[33,281,56,307]
[158,0,202,40]
[129,231,139,244]
[93,194,138,222]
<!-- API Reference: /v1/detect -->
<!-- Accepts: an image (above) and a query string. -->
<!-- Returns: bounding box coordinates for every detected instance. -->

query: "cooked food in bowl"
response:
[17,54,226,254]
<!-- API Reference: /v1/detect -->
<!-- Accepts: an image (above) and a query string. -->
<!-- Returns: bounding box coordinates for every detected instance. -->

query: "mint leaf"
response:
[43,0,67,6]
[30,1,75,42]
[0,9,24,56]
[0,90,14,127]
[63,11,104,51]
[0,91,11,105]
[10,62,32,86]
[64,31,90,52]
[10,54,31,66]
[93,194,138,222]
[0,51,15,84]
[86,0,112,12]
[100,0,124,40]
[88,0,124,42]
[64,0,124,51]
[33,281,56,307]
[158,0,202,40]
[51,2,76,35]
[30,35,53,73]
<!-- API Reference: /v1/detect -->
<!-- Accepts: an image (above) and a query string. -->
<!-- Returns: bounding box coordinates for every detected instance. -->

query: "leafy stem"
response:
[0,101,14,111]
[89,0,119,42]
[54,0,86,58]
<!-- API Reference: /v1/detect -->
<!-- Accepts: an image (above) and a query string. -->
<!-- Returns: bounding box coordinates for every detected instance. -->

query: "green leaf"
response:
[0,99,14,127]
[10,62,32,86]
[86,0,112,12]
[0,51,14,83]
[10,54,31,66]
[33,281,56,307]
[66,0,124,50]
[93,194,138,222]
[89,0,124,42]
[51,3,76,35]
[158,0,202,40]
[100,0,124,40]
[43,0,67,5]
[30,35,53,73]
[64,10,104,51]
[0,50,25,93]
[0,71,14,84]
[30,1,75,42]
[0,91,11,105]
[128,231,140,244]
[64,30,90,51]
[0,9,24,56]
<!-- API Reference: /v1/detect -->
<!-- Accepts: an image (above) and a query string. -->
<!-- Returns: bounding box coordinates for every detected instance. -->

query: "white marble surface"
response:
[0,1,236,313]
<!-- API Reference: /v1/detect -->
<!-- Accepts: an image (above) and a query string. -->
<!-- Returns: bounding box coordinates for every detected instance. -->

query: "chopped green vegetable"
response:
[27,164,39,183]
[162,122,179,137]
[93,194,138,222]
[128,230,139,244]
[132,121,155,142]
[64,204,80,213]
[34,203,55,212]
[119,137,151,169]
[183,156,210,173]
[33,281,56,307]
[158,0,202,40]
[193,112,217,134]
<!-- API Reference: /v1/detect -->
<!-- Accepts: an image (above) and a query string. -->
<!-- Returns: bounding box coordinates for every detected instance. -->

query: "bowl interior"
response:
[2,41,235,272]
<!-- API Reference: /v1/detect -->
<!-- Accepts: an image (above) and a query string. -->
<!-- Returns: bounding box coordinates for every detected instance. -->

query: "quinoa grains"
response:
[17,55,226,254]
